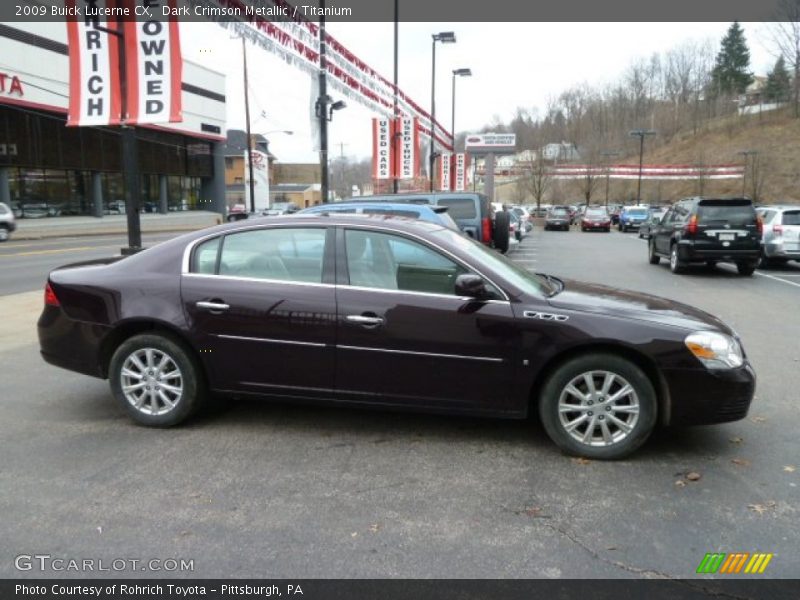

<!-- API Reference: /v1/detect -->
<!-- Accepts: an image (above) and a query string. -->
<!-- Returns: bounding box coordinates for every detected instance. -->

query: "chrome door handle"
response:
[346,315,384,326]
[196,301,230,312]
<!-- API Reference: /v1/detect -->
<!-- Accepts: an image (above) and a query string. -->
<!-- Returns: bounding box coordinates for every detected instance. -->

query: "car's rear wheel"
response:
[538,353,657,459]
[0,226,9,242]
[493,211,510,254]
[669,244,684,274]
[648,239,660,265]
[109,333,206,427]
[737,261,757,276]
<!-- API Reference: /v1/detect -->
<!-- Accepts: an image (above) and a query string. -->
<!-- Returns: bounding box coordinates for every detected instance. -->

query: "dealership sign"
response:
[66,0,183,127]
[372,118,394,179]
[396,117,420,180]
[439,152,452,191]
[464,133,517,154]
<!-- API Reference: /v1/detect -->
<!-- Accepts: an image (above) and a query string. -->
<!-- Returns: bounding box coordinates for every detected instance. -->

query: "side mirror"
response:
[651,216,661,224]
[454,273,487,299]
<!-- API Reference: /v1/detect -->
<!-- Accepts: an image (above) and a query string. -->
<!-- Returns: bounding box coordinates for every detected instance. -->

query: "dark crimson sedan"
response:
[38,214,755,459]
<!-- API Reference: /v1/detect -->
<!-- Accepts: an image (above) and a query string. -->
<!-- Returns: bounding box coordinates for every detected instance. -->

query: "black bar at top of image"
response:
[3,580,800,600]
[1,0,794,22]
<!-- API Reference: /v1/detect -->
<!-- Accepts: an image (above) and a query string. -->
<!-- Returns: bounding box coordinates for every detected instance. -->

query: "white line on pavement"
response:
[756,271,800,289]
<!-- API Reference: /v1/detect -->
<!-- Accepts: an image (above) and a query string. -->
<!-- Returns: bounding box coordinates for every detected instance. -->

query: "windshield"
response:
[550,209,568,216]
[430,227,556,297]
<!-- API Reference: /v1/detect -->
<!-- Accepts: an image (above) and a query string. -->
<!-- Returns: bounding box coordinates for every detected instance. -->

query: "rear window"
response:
[697,200,755,226]
[437,198,477,220]
[550,209,568,215]
[782,210,800,226]
[626,208,648,216]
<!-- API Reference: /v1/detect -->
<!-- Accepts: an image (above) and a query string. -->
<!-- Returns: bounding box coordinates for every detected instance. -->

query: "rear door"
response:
[781,209,800,252]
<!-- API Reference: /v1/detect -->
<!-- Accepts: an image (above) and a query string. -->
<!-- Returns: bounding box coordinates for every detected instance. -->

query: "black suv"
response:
[648,197,761,275]
[349,192,511,253]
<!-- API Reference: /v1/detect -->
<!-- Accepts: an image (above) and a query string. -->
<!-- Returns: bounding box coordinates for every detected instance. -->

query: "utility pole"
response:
[318,0,329,203]
[738,150,758,197]
[118,22,141,254]
[429,32,456,192]
[242,37,256,214]
[629,129,656,205]
[392,0,399,194]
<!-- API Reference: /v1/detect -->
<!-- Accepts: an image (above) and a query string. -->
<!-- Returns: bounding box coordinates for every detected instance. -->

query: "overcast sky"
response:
[181,22,777,163]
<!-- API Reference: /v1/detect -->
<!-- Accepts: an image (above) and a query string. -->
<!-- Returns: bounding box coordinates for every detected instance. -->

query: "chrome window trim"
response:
[217,334,327,348]
[339,283,510,304]
[184,272,336,289]
[338,344,504,363]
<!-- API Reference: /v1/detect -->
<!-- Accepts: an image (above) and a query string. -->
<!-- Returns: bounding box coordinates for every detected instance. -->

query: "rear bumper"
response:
[677,240,759,263]
[764,241,800,259]
[38,306,108,378]
[662,363,756,426]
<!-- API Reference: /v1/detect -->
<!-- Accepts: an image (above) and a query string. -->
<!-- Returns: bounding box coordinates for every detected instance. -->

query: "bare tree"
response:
[748,152,769,202]
[517,148,552,211]
[769,0,800,117]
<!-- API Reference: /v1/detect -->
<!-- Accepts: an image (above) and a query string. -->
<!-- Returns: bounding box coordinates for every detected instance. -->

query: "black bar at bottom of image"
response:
[3,579,800,600]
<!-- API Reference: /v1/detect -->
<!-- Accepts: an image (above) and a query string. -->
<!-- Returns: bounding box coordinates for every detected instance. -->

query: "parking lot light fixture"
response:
[629,129,656,205]
[430,31,457,191]
[451,68,472,149]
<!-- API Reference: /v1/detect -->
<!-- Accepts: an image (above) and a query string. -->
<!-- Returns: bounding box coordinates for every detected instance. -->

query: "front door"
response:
[334,227,518,412]
[181,226,337,398]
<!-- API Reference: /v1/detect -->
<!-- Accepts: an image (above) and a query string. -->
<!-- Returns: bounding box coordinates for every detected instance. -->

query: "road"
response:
[0,226,798,579]
[0,233,182,296]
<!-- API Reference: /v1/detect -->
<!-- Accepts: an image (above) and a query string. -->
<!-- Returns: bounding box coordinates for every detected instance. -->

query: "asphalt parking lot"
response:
[1,226,798,579]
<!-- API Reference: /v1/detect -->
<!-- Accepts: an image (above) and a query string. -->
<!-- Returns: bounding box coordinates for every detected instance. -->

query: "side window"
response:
[216,228,327,283]
[436,198,478,220]
[345,229,468,295]
[192,237,220,274]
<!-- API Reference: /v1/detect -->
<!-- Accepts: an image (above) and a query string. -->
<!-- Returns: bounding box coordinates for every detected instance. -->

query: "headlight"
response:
[685,331,744,369]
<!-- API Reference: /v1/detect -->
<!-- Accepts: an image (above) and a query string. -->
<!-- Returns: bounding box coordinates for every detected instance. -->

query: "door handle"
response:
[196,300,230,312]
[346,314,384,327]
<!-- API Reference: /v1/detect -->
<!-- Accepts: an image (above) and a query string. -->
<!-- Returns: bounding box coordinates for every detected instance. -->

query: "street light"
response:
[451,68,472,151]
[601,150,620,209]
[738,150,758,197]
[629,129,656,205]
[429,31,456,192]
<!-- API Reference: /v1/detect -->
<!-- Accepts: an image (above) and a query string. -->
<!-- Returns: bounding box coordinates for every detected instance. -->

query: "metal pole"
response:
[118,22,141,254]
[605,169,610,209]
[243,38,256,214]
[319,1,329,203]
[741,156,747,196]
[429,37,436,192]
[636,133,644,205]
[451,72,456,152]
[392,0,399,194]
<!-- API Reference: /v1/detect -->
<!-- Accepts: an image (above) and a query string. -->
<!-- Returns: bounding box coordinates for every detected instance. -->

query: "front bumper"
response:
[662,363,756,426]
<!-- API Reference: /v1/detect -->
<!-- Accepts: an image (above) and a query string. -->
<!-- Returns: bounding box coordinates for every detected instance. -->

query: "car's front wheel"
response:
[538,353,658,459]
[0,226,9,242]
[109,333,206,427]
[737,261,757,276]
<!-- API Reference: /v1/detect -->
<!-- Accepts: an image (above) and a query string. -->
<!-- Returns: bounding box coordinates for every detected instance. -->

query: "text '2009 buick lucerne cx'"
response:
[37,214,756,459]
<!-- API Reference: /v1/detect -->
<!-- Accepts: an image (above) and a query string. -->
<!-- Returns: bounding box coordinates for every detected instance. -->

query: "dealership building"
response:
[0,22,227,218]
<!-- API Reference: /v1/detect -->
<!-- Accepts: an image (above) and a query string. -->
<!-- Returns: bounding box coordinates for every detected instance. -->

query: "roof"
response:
[224,129,276,159]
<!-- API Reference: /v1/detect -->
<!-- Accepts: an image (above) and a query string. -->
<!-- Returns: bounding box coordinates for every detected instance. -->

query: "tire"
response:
[0,226,8,242]
[109,333,206,427]
[737,261,757,276]
[638,231,644,239]
[705,261,717,269]
[669,244,684,274]
[493,211,511,254]
[538,353,658,459]
[758,253,772,269]
[581,227,587,232]
[648,239,660,265]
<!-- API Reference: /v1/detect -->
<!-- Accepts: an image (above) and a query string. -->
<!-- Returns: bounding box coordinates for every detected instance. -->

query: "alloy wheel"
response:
[120,348,183,416]
[557,370,640,447]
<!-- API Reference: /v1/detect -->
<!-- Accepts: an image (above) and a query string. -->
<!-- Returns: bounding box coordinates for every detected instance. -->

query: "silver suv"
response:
[758,205,800,266]
[0,202,16,242]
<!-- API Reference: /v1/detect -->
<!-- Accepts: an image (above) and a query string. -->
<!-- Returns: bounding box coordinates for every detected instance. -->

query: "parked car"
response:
[638,207,669,239]
[648,197,762,275]
[226,203,248,222]
[608,204,623,225]
[511,205,533,232]
[618,206,649,232]
[0,201,17,241]
[544,207,571,231]
[757,205,800,267]
[299,201,460,232]
[581,207,612,232]
[38,213,756,459]
[349,192,511,253]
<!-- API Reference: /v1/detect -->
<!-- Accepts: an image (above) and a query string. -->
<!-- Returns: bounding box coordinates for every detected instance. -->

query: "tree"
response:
[765,56,792,103]
[710,22,754,96]
[769,0,800,116]
[517,148,552,210]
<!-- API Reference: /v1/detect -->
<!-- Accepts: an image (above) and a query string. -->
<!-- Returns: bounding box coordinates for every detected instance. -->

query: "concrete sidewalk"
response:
[13,211,223,240]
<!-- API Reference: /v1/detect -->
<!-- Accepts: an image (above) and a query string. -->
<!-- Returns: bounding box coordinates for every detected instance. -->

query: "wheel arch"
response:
[527,342,671,425]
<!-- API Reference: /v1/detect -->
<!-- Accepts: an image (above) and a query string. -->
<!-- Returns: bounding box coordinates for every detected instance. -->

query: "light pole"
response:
[240,37,257,214]
[738,150,758,197]
[429,31,456,192]
[629,129,656,205]
[392,0,399,193]
[451,68,471,151]
[601,150,620,209]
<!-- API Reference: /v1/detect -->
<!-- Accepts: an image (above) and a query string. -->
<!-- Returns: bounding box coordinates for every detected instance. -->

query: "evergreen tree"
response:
[764,56,792,103]
[711,22,754,95]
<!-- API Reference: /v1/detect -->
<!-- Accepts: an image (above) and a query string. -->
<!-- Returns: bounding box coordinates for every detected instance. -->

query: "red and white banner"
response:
[124,0,183,124]
[439,153,452,191]
[66,0,122,127]
[372,118,395,180]
[549,164,745,180]
[453,153,469,191]
[245,149,271,212]
[395,117,420,180]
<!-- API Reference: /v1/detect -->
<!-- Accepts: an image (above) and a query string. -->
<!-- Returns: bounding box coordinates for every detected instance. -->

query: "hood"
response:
[547,279,732,333]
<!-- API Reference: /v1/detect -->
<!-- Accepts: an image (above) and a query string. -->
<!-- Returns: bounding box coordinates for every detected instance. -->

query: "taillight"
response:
[685,214,698,236]
[772,224,783,236]
[756,216,763,236]
[482,217,492,243]
[44,282,60,307]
